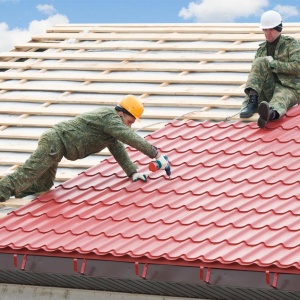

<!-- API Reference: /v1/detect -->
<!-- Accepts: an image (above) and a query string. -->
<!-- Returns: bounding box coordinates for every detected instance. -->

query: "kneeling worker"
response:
[0,95,169,202]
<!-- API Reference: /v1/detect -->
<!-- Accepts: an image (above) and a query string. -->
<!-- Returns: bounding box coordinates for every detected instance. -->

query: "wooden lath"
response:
[0,51,255,62]
[32,32,268,42]
[0,71,247,85]
[15,42,260,52]
[0,61,252,73]
[0,94,243,108]
[0,103,253,119]
[46,24,300,34]
[53,23,300,28]
[0,83,244,97]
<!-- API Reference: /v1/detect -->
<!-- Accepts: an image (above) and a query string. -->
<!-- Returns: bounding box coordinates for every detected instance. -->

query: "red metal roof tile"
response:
[1,105,300,273]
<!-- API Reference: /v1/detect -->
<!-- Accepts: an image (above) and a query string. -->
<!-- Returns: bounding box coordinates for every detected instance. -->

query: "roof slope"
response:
[0,104,300,275]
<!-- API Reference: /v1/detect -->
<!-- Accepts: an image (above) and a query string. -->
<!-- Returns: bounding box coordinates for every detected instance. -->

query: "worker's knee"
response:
[38,129,65,162]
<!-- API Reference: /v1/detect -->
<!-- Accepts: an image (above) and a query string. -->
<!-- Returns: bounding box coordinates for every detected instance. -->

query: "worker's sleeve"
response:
[107,140,137,177]
[103,114,158,159]
[269,41,300,75]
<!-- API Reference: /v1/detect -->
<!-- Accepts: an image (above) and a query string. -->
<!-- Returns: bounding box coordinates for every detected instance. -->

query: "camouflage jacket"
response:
[256,34,300,93]
[54,107,157,176]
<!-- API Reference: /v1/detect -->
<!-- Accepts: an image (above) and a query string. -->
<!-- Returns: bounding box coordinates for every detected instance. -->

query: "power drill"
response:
[149,155,171,178]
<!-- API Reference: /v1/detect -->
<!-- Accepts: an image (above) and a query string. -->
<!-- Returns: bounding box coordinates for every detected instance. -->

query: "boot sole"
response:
[257,101,270,128]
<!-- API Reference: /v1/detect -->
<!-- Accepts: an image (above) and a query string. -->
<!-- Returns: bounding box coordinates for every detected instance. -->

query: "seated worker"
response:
[239,10,300,128]
[0,95,169,202]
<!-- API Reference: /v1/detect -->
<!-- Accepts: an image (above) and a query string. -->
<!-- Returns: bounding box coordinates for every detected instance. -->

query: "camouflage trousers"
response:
[0,129,65,201]
[243,57,299,117]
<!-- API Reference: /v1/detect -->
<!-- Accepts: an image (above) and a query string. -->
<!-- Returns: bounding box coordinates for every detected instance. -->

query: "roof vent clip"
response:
[73,258,87,275]
[265,271,278,288]
[135,262,148,279]
[200,266,211,284]
[13,254,27,271]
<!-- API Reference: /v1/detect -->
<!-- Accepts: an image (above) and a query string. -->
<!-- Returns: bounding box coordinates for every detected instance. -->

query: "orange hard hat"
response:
[119,95,144,120]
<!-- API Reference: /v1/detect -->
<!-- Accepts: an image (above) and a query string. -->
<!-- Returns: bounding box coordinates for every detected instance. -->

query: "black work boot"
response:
[240,94,258,118]
[257,101,271,128]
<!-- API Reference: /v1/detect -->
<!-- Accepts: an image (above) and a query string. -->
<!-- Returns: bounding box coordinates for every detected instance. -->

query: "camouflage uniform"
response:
[0,108,158,201]
[242,35,300,117]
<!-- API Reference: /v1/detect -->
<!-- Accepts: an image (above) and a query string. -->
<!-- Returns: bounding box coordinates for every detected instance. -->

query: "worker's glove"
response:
[266,56,274,62]
[131,172,148,182]
[155,155,169,170]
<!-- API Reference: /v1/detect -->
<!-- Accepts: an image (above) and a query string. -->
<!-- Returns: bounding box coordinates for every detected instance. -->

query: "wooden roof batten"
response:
[1,22,299,214]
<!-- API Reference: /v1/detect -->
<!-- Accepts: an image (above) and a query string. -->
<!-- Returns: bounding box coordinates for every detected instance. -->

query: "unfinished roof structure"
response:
[0,23,300,300]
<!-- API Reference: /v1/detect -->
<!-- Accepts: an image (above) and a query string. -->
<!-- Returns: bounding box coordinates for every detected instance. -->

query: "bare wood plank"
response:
[0,94,119,105]
[0,94,243,108]
[0,143,111,157]
[0,119,167,131]
[47,23,300,35]
[0,198,33,208]
[187,111,258,122]
[0,106,193,118]
[0,156,101,169]
[32,30,300,42]
[145,97,243,108]
[53,23,300,28]
[0,131,41,139]
[15,41,260,52]
[31,32,268,42]
[0,83,245,97]
[0,61,252,73]
[0,144,37,153]
[0,212,9,218]
[0,172,72,183]
[46,25,300,34]
[47,26,262,34]
[0,51,256,62]
[0,109,248,126]
[0,118,70,127]
[0,71,247,85]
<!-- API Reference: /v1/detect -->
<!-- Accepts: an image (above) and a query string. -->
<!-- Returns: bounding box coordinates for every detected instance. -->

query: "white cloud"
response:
[179,0,269,22]
[273,4,299,20]
[37,4,57,15]
[0,22,31,53]
[29,14,69,36]
[0,11,68,52]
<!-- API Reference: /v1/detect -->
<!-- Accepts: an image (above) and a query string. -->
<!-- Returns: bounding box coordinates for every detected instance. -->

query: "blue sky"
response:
[0,0,299,52]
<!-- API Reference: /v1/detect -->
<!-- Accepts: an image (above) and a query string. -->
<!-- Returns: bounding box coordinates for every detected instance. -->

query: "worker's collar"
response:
[267,34,281,46]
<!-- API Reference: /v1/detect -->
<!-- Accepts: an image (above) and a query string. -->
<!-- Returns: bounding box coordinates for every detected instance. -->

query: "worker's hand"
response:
[155,155,169,170]
[266,56,274,62]
[131,172,148,182]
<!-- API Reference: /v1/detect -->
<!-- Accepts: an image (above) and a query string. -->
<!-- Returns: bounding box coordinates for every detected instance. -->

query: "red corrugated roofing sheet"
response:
[1,106,300,273]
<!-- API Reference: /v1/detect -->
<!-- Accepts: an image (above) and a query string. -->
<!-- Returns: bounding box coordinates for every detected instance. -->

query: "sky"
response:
[0,0,299,52]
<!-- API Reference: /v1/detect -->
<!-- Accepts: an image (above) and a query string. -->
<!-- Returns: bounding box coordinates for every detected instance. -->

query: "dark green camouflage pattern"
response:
[54,107,157,166]
[0,129,64,200]
[242,35,300,116]
[0,107,157,201]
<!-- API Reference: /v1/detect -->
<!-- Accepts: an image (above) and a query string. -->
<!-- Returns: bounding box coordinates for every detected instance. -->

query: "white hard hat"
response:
[260,10,282,29]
